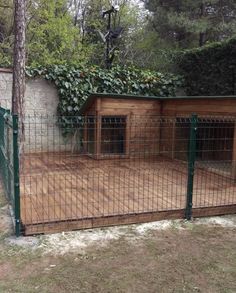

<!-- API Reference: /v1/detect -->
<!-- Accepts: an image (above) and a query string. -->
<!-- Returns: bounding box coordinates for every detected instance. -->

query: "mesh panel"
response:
[18,114,236,235]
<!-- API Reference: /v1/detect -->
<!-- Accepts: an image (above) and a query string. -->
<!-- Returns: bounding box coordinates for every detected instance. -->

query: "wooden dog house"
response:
[79,93,236,178]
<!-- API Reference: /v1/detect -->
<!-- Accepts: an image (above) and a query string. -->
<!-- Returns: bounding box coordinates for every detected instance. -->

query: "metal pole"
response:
[0,108,11,200]
[233,68,235,95]
[6,112,11,201]
[13,114,20,237]
[105,13,111,69]
[185,114,198,220]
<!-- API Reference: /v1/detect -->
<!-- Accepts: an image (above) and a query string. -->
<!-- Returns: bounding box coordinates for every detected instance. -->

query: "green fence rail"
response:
[0,106,20,236]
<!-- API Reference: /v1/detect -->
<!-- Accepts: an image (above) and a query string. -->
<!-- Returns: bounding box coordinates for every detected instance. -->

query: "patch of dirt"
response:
[0,183,13,237]
[0,205,13,235]
[0,180,236,292]
[35,216,236,256]
[194,215,236,227]
[0,218,236,292]
[0,262,13,280]
[6,236,39,248]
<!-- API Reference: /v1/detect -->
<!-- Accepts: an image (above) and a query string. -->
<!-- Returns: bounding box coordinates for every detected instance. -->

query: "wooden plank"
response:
[95,115,101,159]
[125,113,130,157]
[193,204,236,218]
[96,97,101,112]
[94,98,102,159]
[101,98,160,110]
[232,122,236,181]
[24,204,236,236]
[83,114,88,152]
[99,109,160,116]
[171,120,176,159]
[162,99,236,116]
[23,209,186,235]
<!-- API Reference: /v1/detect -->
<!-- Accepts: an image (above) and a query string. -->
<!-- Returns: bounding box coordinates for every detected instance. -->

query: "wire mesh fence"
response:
[0,107,236,235]
[0,106,12,201]
[0,106,20,235]
[18,113,236,235]
[193,117,236,209]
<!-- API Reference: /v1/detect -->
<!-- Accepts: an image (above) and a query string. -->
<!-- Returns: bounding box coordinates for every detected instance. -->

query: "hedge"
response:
[178,37,236,96]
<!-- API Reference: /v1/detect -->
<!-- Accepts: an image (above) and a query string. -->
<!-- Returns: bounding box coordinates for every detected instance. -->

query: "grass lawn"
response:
[0,184,236,293]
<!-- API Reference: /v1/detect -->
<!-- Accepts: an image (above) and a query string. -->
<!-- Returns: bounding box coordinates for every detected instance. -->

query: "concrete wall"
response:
[0,69,75,153]
[0,69,59,114]
[0,69,12,109]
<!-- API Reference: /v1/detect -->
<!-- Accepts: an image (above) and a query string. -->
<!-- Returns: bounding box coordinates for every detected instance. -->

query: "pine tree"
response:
[12,0,25,116]
[144,0,236,48]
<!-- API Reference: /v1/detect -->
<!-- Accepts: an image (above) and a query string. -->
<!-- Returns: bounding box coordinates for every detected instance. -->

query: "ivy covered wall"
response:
[27,65,182,117]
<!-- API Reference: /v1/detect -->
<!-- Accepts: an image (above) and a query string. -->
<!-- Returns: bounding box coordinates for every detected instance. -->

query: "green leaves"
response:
[178,37,236,95]
[26,64,182,118]
[144,0,236,49]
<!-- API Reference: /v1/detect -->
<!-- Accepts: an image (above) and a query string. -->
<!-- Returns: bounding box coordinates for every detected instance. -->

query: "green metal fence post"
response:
[12,114,20,237]
[185,114,198,220]
[5,111,12,201]
[0,108,10,199]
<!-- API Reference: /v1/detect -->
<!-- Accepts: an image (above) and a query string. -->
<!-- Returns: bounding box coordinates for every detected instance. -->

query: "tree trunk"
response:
[199,3,205,47]
[12,0,26,117]
[199,32,205,47]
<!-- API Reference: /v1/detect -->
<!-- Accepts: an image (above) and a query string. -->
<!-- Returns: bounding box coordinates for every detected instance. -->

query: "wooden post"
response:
[95,98,101,159]
[232,121,236,181]
[171,119,176,159]
[125,113,130,157]
[83,114,88,153]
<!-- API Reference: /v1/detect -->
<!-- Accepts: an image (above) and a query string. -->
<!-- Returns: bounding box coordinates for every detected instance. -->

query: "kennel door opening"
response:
[101,116,126,155]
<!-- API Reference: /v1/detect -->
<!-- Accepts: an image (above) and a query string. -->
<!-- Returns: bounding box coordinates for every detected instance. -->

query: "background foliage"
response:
[178,37,236,96]
[0,0,145,68]
[144,0,236,49]
[27,65,182,117]
[1,0,236,97]
[1,0,236,71]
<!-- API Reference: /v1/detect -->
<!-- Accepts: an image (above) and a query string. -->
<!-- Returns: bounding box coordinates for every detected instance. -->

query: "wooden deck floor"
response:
[20,153,236,235]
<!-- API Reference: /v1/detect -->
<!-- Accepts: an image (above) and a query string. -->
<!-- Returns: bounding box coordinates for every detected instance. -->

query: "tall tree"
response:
[0,0,147,67]
[144,0,236,49]
[12,0,25,119]
[26,0,86,66]
[68,0,143,67]
[0,0,14,66]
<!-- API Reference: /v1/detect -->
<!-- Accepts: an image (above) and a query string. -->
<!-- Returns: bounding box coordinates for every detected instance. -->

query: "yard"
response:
[1,183,236,293]
[2,1,236,292]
